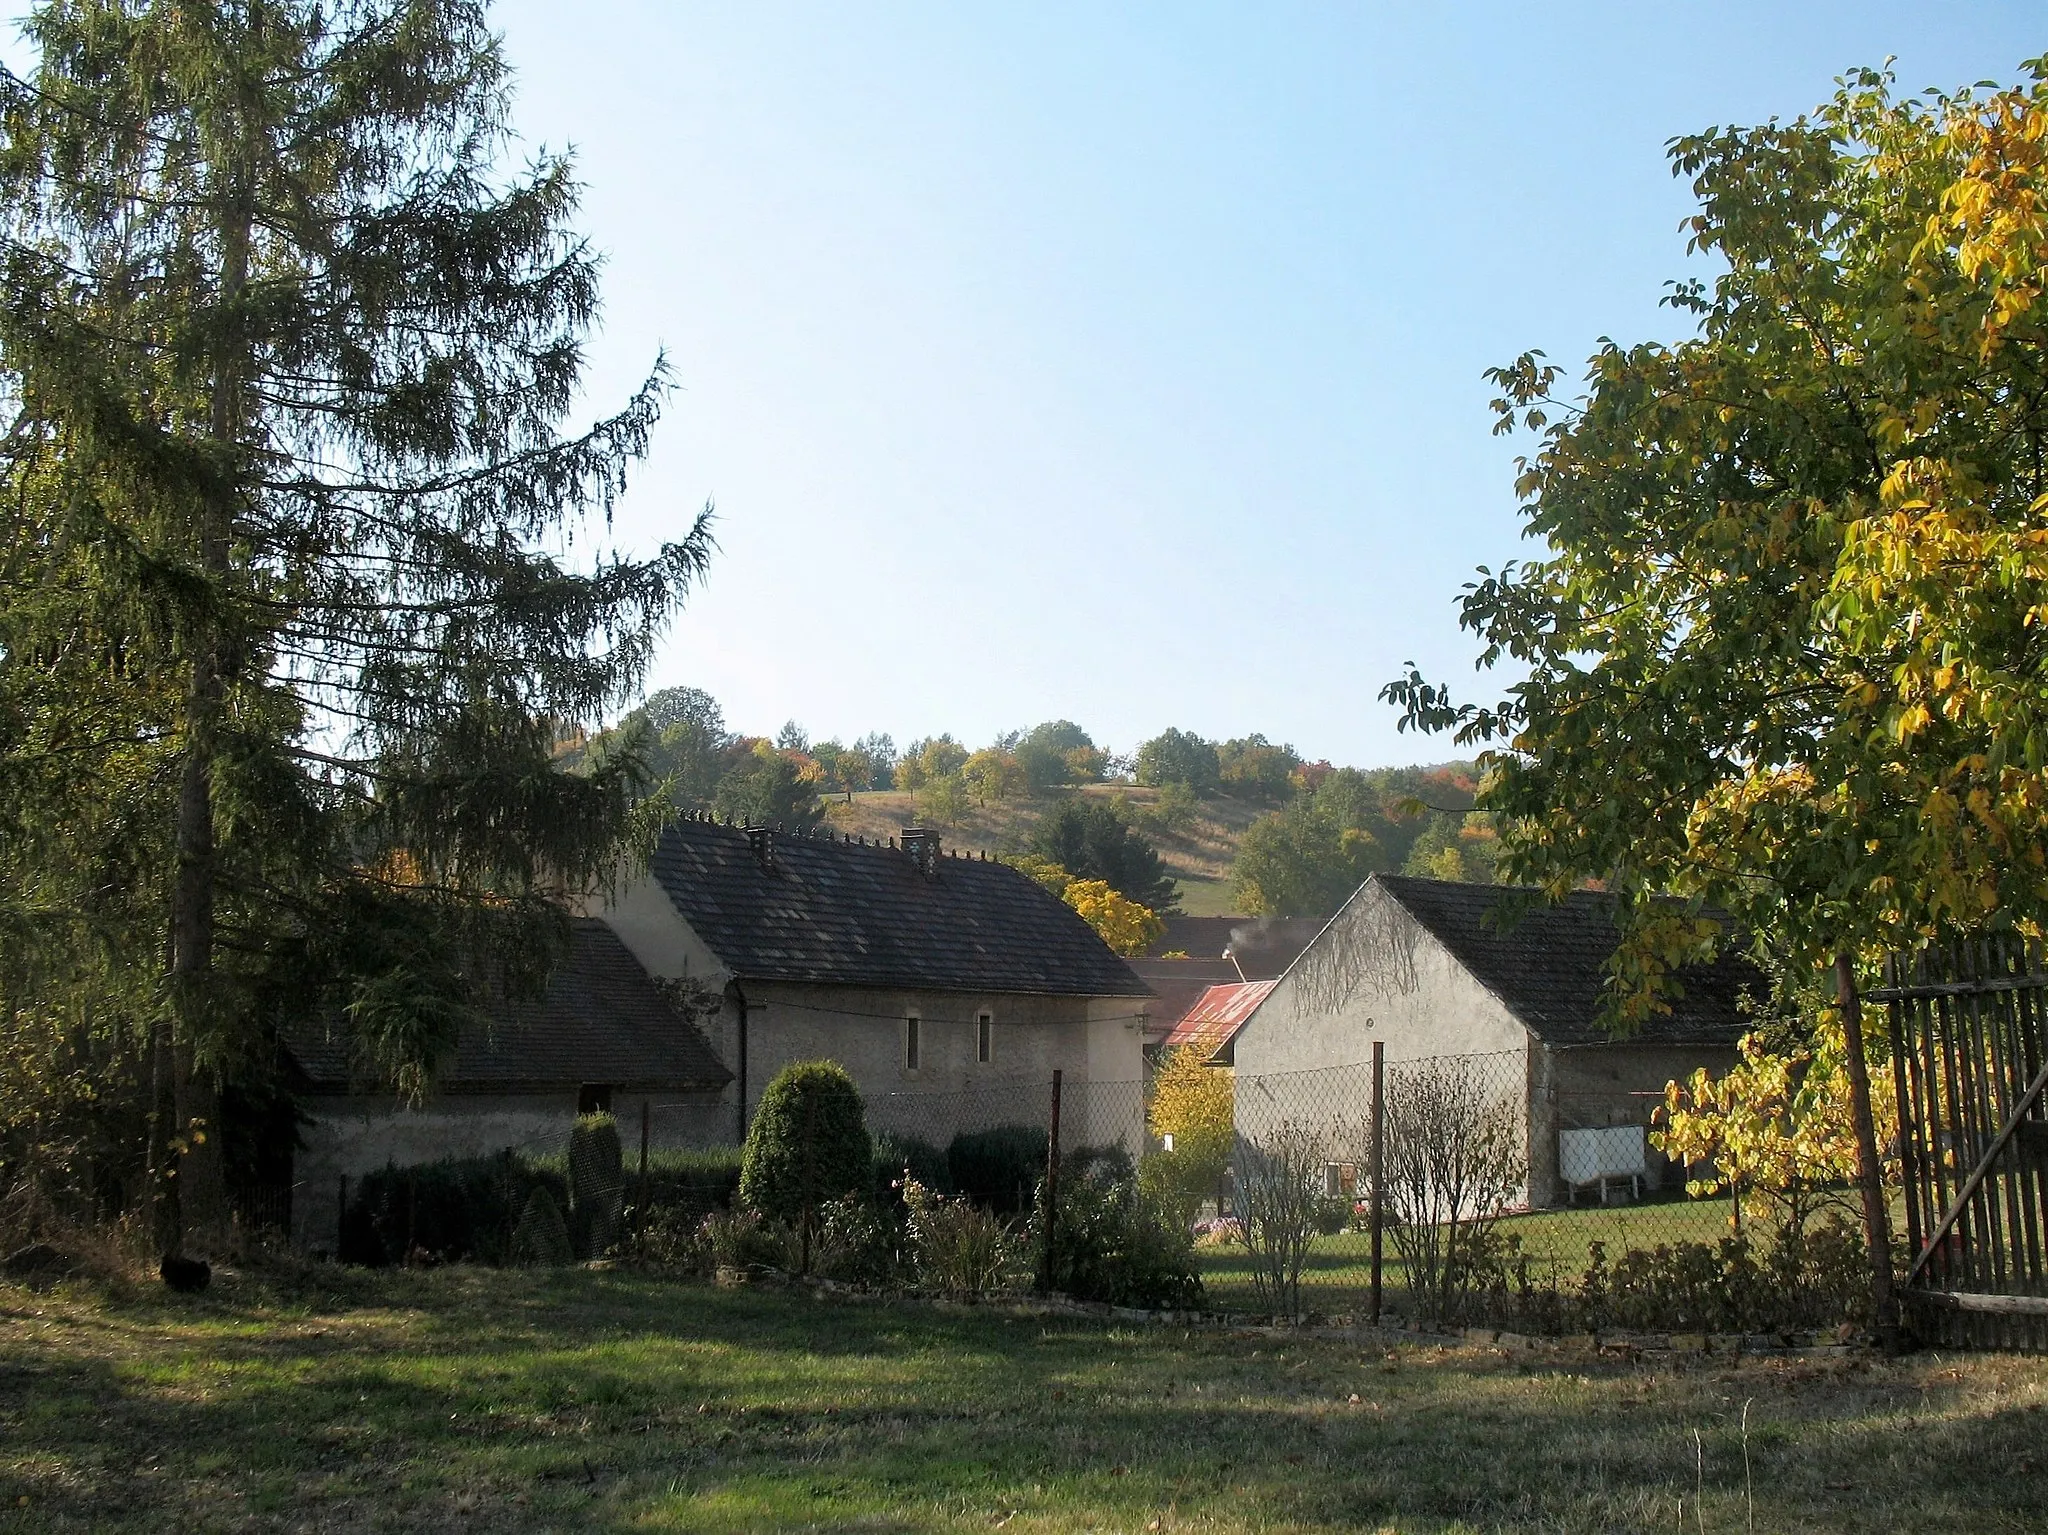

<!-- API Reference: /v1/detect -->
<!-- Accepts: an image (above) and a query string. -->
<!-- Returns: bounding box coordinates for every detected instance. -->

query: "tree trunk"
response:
[1835,951,1901,1352]
[164,18,259,1255]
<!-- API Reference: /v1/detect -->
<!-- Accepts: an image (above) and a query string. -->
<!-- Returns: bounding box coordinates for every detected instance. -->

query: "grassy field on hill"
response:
[824,785,1268,916]
[3,1264,2042,1533]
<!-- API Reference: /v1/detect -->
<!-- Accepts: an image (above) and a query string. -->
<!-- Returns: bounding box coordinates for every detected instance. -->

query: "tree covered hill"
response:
[573,687,1499,919]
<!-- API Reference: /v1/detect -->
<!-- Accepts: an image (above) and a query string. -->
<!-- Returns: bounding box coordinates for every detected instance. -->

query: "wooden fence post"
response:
[1837,951,1901,1353]
[639,1099,651,1241]
[1370,1040,1384,1328]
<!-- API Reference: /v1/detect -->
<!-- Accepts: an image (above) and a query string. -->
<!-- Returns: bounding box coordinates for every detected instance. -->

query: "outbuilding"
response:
[1231,874,1757,1206]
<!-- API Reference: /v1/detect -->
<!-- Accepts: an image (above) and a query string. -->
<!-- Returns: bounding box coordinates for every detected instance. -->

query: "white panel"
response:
[1559,1125,1646,1183]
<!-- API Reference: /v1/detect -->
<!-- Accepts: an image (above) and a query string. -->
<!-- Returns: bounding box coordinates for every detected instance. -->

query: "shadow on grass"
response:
[0,1269,2042,1533]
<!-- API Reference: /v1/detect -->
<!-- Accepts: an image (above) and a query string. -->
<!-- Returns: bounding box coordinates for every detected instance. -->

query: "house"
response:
[285,917,733,1250]
[591,815,1154,1150]
[1230,874,1758,1207]
[1128,915,1320,1053]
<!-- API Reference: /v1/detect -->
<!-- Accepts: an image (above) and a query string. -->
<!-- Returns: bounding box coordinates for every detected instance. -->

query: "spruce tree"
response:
[0,0,712,1251]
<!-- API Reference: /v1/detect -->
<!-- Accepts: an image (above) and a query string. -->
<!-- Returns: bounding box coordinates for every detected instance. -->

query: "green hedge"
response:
[739,1061,872,1222]
[872,1132,950,1200]
[340,1146,744,1267]
[947,1124,1048,1216]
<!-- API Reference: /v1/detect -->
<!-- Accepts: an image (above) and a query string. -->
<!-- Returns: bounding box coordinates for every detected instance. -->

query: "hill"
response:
[821,785,1293,917]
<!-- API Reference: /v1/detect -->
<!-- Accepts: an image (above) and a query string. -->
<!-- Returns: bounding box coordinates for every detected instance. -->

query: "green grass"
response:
[3,1263,2045,1532]
[1199,1195,1742,1315]
[1170,875,1242,917]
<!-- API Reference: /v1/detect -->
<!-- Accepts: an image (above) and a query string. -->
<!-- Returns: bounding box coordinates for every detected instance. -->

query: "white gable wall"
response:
[1232,879,1529,1076]
[585,870,730,987]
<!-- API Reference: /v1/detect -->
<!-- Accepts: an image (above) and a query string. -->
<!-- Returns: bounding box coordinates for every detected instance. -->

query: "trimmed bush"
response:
[739,1061,872,1224]
[568,1113,625,1258]
[511,1187,573,1266]
[947,1124,1047,1215]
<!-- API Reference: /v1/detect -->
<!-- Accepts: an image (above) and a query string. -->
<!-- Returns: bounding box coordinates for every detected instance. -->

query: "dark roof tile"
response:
[1375,874,1758,1046]
[285,918,732,1092]
[649,819,1151,997]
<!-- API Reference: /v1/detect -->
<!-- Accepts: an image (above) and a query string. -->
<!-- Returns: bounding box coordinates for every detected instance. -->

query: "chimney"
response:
[900,827,940,878]
[745,824,776,872]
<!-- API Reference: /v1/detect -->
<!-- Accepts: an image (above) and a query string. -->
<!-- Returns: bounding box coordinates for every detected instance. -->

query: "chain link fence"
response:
[314,1051,1873,1333]
[1197,1050,1762,1327]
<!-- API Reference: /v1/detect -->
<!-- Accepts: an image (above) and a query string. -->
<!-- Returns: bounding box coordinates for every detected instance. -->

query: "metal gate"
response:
[1880,936,2048,1350]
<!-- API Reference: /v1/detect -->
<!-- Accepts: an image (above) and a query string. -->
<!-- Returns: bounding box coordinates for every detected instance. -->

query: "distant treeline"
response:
[570,689,1497,919]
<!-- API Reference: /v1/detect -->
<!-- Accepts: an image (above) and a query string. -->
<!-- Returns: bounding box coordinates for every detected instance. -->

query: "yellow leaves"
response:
[1931,77,2048,354]
[1144,1046,1235,1221]
[1651,1019,1897,1235]
[1060,879,1165,958]
[1896,703,1932,740]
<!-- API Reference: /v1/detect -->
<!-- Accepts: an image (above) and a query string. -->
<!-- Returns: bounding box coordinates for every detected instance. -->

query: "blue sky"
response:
[12,5,2045,765]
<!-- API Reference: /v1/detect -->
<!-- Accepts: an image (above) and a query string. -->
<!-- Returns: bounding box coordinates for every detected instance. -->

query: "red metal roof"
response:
[1162,980,1276,1060]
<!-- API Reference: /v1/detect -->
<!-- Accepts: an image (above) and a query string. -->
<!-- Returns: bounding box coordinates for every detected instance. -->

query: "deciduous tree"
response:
[1383,60,2048,1343]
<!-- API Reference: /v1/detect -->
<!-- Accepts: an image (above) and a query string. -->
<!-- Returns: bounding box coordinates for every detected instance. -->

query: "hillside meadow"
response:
[825,784,1269,916]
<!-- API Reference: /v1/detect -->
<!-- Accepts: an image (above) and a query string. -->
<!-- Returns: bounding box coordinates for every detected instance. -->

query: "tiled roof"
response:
[284,919,732,1092]
[647,817,1152,998]
[1373,875,1758,1046]
[1163,980,1278,1060]
[1126,960,1237,1043]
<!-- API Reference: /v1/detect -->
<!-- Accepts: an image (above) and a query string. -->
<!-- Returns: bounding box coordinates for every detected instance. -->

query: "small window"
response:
[904,1014,921,1072]
[1323,1162,1358,1198]
[578,1083,614,1116]
[976,1012,993,1065]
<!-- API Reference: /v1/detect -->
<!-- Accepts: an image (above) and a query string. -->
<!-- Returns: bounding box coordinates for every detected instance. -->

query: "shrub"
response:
[511,1187,573,1267]
[871,1133,950,1202]
[640,1204,710,1274]
[630,1147,744,1233]
[947,1124,1047,1216]
[569,1113,625,1258]
[811,1194,902,1286]
[340,1144,744,1269]
[1035,1160,1202,1310]
[739,1062,873,1233]
[341,1154,554,1267]
[700,1206,782,1271]
[1382,1057,1526,1327]
[1229,1121,1325,1314]
[902,1178,1024,1295]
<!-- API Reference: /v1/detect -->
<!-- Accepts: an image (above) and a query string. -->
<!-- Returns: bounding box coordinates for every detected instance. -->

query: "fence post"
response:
[800,1092,817,1275]
[1039,1070,1062,1293]
[1836,952,1901,1353]
[336,1174,348,1259]
[639,1099,651,1241]
[1370,1041,1384,1328]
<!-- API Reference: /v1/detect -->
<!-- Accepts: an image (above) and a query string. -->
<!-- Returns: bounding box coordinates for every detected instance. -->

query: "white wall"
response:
[1232,879,1529,1076]
[739,981,1145,1151]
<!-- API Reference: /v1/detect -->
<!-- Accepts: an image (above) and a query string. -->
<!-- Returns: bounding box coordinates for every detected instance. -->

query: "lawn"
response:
[3,1264,2044,1533]
[1198,1194,1742,1316]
